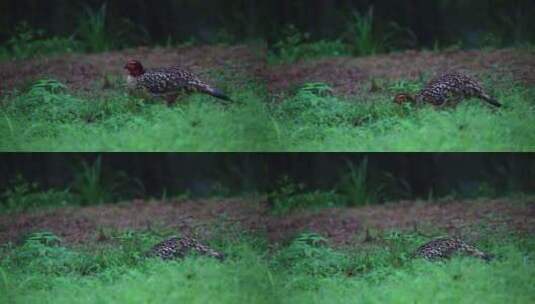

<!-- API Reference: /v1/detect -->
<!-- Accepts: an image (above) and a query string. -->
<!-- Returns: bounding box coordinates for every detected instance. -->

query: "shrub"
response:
[0,175,73,213]
[268,176,343,215]
[269,25,349,64]
[0,22,79,60]
[336,158,384,206]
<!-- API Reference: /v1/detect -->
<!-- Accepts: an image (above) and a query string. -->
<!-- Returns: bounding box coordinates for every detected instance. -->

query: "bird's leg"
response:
[165,94,179,106]
[449,93,463,107]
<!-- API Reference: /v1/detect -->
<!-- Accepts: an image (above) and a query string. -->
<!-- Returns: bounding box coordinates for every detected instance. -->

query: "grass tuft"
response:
[1,229,533,304]
[0,79,533,152]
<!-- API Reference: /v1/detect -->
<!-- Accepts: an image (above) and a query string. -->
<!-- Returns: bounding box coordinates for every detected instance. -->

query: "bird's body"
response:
[147,236,225,261]
[414,237,493,261]
[394,72,501,107]
[124,60,232,104]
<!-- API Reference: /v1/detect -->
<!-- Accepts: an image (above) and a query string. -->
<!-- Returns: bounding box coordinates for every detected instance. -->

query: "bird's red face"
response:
[124,60,144,77]
[393,93,414,105]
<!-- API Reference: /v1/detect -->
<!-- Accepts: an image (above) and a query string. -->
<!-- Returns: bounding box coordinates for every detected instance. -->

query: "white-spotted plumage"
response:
[414,237,493,261]
[124,60,232,104]
[394,72,501,107]
[147,236,225,261]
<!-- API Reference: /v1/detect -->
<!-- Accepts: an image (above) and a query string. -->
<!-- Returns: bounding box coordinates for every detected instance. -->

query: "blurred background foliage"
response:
[0,0,534,60]
[0,154,533,213]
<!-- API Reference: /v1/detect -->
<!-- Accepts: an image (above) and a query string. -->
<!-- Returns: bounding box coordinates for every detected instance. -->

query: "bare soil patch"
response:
[265,48,535,96]
[1,198,533,246]
[0,44,265,94]
[1,47,533,98]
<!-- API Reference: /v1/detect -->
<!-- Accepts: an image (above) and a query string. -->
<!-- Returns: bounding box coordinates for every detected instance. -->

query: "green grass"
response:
[1,229,533,304]
[348,7,380,56]
[0,22,80,61]
[0,78,534,151]
[268,24,350,64]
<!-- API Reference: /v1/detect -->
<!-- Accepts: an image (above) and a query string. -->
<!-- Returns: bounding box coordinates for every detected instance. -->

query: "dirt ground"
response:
[265,48,535,96]
[0,45,265,94]
[1,198,533,246]
[1,46,533,97]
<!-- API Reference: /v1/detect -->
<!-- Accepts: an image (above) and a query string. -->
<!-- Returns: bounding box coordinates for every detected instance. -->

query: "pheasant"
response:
[394,72,502,107]
[124,60,232,104]
[147,236,225,261]
[414,237,493,262]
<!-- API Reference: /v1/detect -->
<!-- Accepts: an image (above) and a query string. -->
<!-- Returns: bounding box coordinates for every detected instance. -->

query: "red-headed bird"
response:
[394,72,501,107]
[124,60,232,105]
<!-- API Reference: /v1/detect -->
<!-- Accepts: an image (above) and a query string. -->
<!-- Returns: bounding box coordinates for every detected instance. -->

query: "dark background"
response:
[2,0,534,47]
[1,153,533,200]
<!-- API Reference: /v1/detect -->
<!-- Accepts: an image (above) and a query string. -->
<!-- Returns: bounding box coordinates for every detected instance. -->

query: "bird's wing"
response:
[137,71,178,95]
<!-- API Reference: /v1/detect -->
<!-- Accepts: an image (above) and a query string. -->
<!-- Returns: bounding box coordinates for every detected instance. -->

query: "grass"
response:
[0,76,533,152]
[0,5,142,61]
[0,158,146,213]
[77,3,113,52]
[0,22,80,61]
[1,227,533,304]
[268,24,350,64]
[0,175,73,213]
[349,7,380,56]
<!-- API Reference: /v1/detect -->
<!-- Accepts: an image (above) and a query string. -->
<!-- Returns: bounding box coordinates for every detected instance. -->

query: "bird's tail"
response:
[205,86,233,102]
[465,245,494,262]
[480,93,502,107]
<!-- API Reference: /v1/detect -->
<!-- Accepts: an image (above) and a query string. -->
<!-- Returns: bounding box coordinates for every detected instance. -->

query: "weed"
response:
[25,231,63,247]
[269,25,349,64]
[0,175,73,213]
[336,158,384,206]
[0,79,534,152]
[77,3,112,52]
[274,232,349,277]
[72,156,111,205]
[0,228,533,304]
[388,79,422,94]
[348,7,380,56]
[273,84,358,128]
[0,22,79,60]
[268,176,342,215]
[71,156,144,205]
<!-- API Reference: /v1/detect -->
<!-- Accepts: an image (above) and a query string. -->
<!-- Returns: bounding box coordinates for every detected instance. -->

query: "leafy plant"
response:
[0,175,73,213]
[297,82,334,98]
[273,84,359,128]
[268,176,342,215]
[269,24,349,64]
[25,232,63,247]
[77,3,112,52]
[71,156,113,205]
[1,22,79,60]
[336,157,384,206]
[71,156,145,206]
[1,80,533,152]
[274,232,349,276]
[0,228,534,303]
[388,79,422,94]
[349,7,379,56]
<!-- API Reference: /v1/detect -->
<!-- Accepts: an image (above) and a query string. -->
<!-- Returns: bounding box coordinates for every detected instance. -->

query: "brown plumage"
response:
[124,60,232,105]
[414,237,493,261]
[394,72,501,107]
[147,236,225,261]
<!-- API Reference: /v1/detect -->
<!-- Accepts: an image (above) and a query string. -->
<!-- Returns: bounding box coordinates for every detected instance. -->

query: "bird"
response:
[393,72,502,107]
[147,236,225,261]
[413,237,494,262]
[124,59,233,105]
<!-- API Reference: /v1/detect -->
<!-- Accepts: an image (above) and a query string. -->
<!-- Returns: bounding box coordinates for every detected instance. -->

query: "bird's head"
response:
[124,60,145,77]
[393,93,415,105]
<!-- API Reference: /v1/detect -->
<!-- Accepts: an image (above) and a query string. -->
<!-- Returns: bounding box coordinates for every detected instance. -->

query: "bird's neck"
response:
[130,69,145,77]
[126,75,137,88]
[413,94,424,103]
